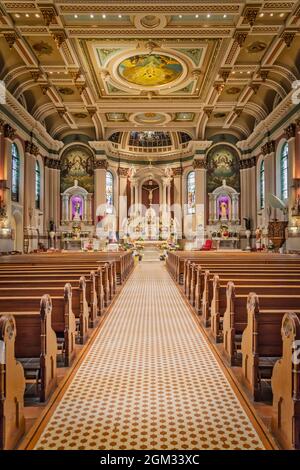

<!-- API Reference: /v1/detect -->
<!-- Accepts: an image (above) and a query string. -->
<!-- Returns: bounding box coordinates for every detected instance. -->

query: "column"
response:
[172,167,183,239]
[194,159,207,232]
[94,159,107,221]
[118,168,128,237]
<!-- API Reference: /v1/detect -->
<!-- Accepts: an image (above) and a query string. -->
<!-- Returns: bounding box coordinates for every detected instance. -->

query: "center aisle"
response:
[32,260,270,450]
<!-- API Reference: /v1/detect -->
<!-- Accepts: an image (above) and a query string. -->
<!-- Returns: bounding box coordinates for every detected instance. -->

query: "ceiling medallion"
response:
[132,112,168,125]
[226,87,241,95]
[246,41,267,54]
[118,53,183,87]
[58,87,74,95]
[33,41,53,56]
[140,15,161,29]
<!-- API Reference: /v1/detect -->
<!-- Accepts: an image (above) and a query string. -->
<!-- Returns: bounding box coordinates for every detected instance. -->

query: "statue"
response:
[164,167,173,178]
[144,186,159,205]
[73,200,81,221]
[219,200,228,220]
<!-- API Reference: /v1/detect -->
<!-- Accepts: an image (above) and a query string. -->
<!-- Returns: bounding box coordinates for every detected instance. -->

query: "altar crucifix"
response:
[144,185,159,206]
[142,179,159,208]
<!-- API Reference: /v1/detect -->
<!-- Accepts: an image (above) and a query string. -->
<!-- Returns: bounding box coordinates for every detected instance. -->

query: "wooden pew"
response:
[3,295,58,402]
[186,262,300,305]
[0,277,89,345]
[241,294,300,402]
[0,272,98,328]
[209,276,300,340]
[0,267,106,317]
[0,285,76,367]
[271,312,300,450]
[222,285,300,366]
[0,314,25,450]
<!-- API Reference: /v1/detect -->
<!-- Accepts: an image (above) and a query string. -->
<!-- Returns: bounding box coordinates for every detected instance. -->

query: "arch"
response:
[187,170,196,214]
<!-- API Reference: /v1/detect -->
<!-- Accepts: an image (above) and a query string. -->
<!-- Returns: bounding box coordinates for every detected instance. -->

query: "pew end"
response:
[271,312,300,450]
[0,314,26,450]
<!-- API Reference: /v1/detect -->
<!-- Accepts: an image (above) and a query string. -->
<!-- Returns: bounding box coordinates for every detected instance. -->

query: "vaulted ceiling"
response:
[0,1,300,144]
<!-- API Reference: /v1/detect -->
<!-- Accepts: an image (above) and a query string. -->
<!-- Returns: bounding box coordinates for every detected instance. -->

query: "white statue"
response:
[128,166,137,179]
[164,167,173,178]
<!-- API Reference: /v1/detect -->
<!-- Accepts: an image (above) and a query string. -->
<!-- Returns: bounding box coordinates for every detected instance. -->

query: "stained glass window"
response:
[187,171,196,214]
[35,160,41,209]
[260,160,265,209]
[106,171,113,214]
[11,143,20,202]
[280,142,289,200]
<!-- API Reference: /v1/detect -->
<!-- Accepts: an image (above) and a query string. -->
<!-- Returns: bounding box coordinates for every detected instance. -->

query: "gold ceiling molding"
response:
[59,5,240,14]
[68,28,232,38]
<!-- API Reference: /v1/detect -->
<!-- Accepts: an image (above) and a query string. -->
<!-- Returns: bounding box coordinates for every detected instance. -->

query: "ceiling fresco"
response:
[117,53,183,87]
[0,0,299,148]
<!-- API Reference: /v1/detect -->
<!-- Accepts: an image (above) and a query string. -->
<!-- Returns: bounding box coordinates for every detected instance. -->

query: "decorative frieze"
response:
[40,6,57,26]
[281,31,296,48]
[94,159,108,170]
[44,157,61,170]
[233,31,248,47]
[25,141,39,156]
[4,124,16,140]
[243,6,259,26]
[172,167,183,176]
[239,156,256,169]
[118,167,129,177]
[284,123,296,140]
[259,70,269,82]
[3,32,17,49]
[193,159,207,169]
[261,140,275,156]
[52,31,67,48]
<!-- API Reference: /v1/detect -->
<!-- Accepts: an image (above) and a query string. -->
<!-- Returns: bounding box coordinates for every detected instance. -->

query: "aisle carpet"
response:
[34,261,266,450]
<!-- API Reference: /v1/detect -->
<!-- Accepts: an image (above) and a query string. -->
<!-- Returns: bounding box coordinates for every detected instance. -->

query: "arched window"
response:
[11,143,20,202]
[106,171,114,214]
[35,160,41,209]
[280,142,289,200]
[260,160,265,209]
[187,171,196,214]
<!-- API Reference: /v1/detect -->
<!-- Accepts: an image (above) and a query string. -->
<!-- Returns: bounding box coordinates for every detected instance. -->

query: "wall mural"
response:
[118,54,183,87]
[207,145,240,193]
[60,147,94,193]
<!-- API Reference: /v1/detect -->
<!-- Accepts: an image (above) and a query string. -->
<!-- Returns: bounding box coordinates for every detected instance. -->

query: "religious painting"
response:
[118,54,183,87]
[207,145,240,193]
[60,147,94,193]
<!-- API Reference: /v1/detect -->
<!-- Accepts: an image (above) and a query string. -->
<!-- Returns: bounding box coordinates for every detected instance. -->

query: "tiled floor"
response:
[33,261,267,450]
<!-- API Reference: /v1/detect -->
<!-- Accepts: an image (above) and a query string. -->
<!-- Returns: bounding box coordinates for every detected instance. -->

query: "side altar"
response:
[207,180,241,250]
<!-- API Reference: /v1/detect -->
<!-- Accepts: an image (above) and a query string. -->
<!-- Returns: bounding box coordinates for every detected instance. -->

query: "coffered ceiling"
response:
[0,1,299,145]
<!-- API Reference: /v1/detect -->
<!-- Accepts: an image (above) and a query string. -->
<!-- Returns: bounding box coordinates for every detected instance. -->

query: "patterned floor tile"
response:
[34,261,265,450]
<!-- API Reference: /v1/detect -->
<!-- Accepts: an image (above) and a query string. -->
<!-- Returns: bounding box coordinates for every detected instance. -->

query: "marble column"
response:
[194,159,207,232]
[118,168,128,237]
[172,168,183,239]
[94,159,107,221]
